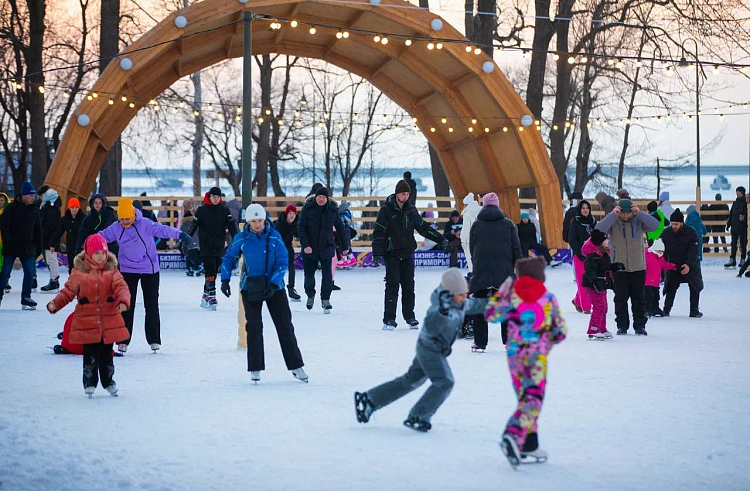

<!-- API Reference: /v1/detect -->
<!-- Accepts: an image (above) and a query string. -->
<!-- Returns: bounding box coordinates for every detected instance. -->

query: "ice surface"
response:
[0,265,748,490]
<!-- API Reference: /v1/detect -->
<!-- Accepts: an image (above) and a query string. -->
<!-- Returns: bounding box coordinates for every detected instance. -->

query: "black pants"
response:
[521,241,553,263]
[613,270,647,331]
[242,289,304,372]
[121,272,161,346]
[644,286,661,315]
[202,256,222,279]
[730,227,748,262]
[83,340,115,389]
[470,288,504,348]
[303,255,333,300]
[66,252,76,273]
[186,249,201,270]
[663,274,700,314]
[286,245,296,289]
[446,238,462,268]
[383,254,416,323]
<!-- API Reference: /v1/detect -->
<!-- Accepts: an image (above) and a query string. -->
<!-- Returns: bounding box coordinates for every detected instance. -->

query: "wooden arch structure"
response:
[46,0,564,247]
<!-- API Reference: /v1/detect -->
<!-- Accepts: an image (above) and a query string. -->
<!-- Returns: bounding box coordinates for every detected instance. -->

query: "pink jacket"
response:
[645,250,675,287]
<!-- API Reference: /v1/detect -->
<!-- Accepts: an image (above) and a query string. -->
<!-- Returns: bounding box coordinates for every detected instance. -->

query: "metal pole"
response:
[241,10,253,204]
[312,91,316,183]
[695,54,701,204]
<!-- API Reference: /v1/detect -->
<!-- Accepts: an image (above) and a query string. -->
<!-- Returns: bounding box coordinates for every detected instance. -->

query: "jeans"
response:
[303,255,333,300]
[0,255,36,300]
[242,289,304,372]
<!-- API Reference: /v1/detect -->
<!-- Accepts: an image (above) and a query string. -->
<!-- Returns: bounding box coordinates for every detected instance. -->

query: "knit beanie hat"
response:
[20,181,35,196]
[650,238,665,253]
[395,180,411,195]
[618,198,632,213]
[659,191,670,202]
[670,209,684,223]
[440,268,468,295]
[315,186,329,198]
[647,200,658,213]
[67,198,80,210]
[482,192,500,207]
[285,204,297,215]
[521,212,530,220]
[84,234,108,256]
[616,188,630,199]
[515,256,546,282]
[246,203,266,220]
[117,198,136,221]
[686,204,696,215]
[209,186,222,197]
[590,228,607,246]
[451,210,460,218]
[463,193,475,205]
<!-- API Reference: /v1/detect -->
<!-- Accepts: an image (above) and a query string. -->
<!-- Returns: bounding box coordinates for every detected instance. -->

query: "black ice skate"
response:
[634,328,648,336]
[471,343,486,352]
[689,311,704,318]
[354,391,374,423]
[21,297,37,310]
[403,415,431,432]
[306,296,314,310]
[288,287,301,302]
[724,259,737,269]
[406,318,419,329]
[322,299,332,314]
[382,320,397,331]
[40,279,60,294]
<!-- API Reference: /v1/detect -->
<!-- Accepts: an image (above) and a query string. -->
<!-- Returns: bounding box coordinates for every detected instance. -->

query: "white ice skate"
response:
[117,343,128,354]
[500,434,521,470]
[322,299,332,314]
[150,343,160,353]
[520,448,548,464]
[105,383,119,397]
[588,332,608,340]
[250,371,261,384]
[85,386,96,398]
[292,367,309,383]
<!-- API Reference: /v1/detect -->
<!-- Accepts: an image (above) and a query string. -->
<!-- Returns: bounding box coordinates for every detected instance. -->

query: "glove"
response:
[220,280,231,298]
[609,262,626,272]
[262,284,278,299]
[179,232,193,247]
[438,291,453,315]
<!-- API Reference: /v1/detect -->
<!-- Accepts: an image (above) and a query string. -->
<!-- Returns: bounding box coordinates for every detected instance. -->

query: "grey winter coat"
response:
[418,288,488,356]
[596,210,659,272]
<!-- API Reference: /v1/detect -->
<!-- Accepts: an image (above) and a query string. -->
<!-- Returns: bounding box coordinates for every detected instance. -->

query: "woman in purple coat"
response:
[99,198,188,354]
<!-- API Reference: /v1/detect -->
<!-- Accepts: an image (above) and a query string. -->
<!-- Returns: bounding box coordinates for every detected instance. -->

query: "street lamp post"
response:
[679,39,704,205]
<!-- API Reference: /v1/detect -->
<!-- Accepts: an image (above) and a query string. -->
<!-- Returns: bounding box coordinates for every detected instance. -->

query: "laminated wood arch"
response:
[46,0,564,247]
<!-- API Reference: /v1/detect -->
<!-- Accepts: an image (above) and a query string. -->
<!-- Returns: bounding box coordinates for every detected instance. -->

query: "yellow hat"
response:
[118,198,136,222]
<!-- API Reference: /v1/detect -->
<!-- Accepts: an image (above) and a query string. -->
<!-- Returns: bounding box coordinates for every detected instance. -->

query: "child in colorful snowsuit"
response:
[354,268,488,432]
[47,235,131,397]
[581,229,616,339]
[645,239,675,316]
[485,257,567,467]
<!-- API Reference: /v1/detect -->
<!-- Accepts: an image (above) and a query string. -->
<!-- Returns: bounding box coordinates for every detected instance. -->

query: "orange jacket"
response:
[51,252,131,345]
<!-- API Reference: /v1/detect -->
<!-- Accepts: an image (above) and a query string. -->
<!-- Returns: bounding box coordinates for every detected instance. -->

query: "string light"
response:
[484,127,490,133]
[466,46,472,53]
[441,117,447,124]
[553,53,560,61]
[567,56,576,64]
[309,27,316,35]
[448,127,454,132]
[427,43,435,50]
[471,118,477,124]
[502,127,508,132]
[436,43,443,49]
[473,48,481,55]
[374,35,381,43]
[405,39,412,46]
[468,127,474,132]
[290,20,298,28]
[121,96,127,102]
[128,102,135,108]
[108,99,114,105]
[381,37,389,45]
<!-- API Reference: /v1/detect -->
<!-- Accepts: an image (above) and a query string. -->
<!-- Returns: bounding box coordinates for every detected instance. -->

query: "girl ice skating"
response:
[644,239,675,317]
[47,235,130,397]
[485,257,567,468]
[581,229,620,339]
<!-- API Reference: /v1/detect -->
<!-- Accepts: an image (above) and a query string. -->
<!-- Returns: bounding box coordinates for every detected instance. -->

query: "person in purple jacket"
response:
[99,198,190,354]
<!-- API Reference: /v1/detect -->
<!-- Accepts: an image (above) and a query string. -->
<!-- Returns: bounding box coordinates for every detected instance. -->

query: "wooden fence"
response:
[106,196,744,256]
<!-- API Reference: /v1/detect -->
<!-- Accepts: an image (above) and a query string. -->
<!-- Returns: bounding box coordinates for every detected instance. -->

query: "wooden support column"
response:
[497,188,520,223]
[535,181,564,249]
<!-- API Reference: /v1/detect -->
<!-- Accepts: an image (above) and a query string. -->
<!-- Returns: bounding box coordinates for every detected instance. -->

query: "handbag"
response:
[244,234,271,302]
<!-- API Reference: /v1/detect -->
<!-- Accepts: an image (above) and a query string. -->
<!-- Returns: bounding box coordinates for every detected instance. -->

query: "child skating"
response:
[47,235,131,398]
[644,239,675,316]
[581,229,618,339]
[354,268,488,432]
[485,257,567,468]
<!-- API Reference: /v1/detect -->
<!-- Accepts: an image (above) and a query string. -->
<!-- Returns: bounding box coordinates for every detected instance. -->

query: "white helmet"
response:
[246,203,266,221]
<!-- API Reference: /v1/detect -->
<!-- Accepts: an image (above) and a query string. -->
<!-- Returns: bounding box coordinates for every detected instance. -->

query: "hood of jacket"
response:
[88,193,108,209]
[581,237,604,257]
[461,200,481,218]
[73,251,119,272]
[476,205,506,222]
[203,192,223,206]
[0,191,9,213]
[514,276,547,303]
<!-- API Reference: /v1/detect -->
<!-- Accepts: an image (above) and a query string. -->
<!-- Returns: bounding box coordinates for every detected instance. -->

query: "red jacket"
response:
[645,249,675,288]
[51,252,131,344]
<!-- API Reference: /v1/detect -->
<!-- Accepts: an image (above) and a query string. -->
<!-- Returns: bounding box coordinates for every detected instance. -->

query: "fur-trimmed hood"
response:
[73,251,119,273]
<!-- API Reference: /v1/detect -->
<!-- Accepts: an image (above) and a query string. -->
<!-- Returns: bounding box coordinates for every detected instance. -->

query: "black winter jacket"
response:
[662,224,703,292]
[187,195,239,257]
[40,201,62,250]
[298,197,349,260]
[517,220,538,244]
[568,213,597,260]
[76,194,119,256]
[583,249,612,292]
[55,209,86,255]
[443,218,463,242]
[469,205,522,293]
[0,195,43,258]
[274,212,299,248]
[728,194,748,229]
[372,194,443,258]
[707,202,729,230]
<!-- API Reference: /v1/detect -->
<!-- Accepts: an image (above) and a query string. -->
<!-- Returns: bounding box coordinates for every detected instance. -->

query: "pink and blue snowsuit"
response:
[486,276,567,451]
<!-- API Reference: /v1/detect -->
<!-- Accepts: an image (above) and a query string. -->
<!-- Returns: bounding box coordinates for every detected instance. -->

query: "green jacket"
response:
[596,211,659,272]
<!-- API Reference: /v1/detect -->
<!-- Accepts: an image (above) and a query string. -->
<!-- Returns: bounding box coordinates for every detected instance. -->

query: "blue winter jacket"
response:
[221,221,288,291]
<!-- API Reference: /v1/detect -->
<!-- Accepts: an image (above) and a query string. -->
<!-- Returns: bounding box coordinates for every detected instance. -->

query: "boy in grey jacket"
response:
[354,268,488,432]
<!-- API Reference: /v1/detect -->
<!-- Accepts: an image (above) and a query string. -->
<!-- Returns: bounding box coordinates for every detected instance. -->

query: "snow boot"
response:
[306,296,314,311]
[382,320,397,331]
[288,287,301,302]
[85,386,96,398]
[403,415,432,432]
[322,299,332,314]
[500,434,521,469]
[21,297,37,310]
[150,343,160,353]
[250,371,261,384]
[354,391,374,423]
[117,343,128,354]
[105,383,119,397]
[292,367,309,383]
[40,279,60,294]
[406,318,419,329]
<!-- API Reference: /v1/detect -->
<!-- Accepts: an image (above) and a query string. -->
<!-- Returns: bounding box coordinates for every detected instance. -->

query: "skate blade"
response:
[41,290,59,294]
[290,298,302,302]
[22,306,37,310]
[88,394,93,399]
[323,309,331,315]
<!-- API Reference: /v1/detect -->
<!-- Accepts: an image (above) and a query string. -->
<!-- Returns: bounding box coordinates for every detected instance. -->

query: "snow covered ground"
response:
[0,265,748,491]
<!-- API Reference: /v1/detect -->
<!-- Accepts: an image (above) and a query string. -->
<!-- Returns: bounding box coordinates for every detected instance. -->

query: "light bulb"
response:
[468,127,474,132]
[484,127,489,133]
[448,127,454,132]
[427,43,435,50]
[343,31,349,38]
[129,102,135,108]
[474,48,481,55]
[441,117,447,124]
[567,56,575,64]
[108,99,114,105]
[430,127,436,132]
[374,35,381,43]
[466,46,472,53]
[436,43,443,49]
[309,27,316,35]
[291,20,298,27]
[502,127,508,132]
[336,32,343,39]
[405,39,412,46]
[121,96,127,102]
[381,38,388,45]
[86,94,93,101]
[471,118,477,124]
[553,53,560,61]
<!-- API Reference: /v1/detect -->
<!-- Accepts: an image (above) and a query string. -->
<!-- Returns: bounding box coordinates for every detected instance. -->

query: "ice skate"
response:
[306,296,314,310]
[57,331,63,340]
[117,343,128,354]
[185,268,195,277]
[382,320,397,331]
[32,278,37,292]
[549,260,563,268]
[616,328,628,335]
[354,391,374,423]
[292,367,308,383]
[288,287,301,302]
[105,384,119,397]
[207,295,218,311]
[21,297,37,310]
[85,386,95,398]
[520,448,548,464]
[471,343,486,352]
[200,292,212,309]
[601,330,613,339]
[250,371,261,384]
[322,299,332,314]
[500,434,521,469]
[406,318,419,329]
[690,311,704,318]
[40,279,59,294]
[634,328,648,336]
[403,415,431,432]
[150,343,160,353]
[3,285,9,294]
[724,259,736,269]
